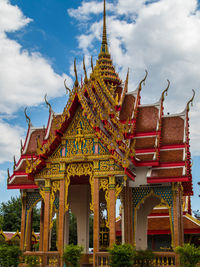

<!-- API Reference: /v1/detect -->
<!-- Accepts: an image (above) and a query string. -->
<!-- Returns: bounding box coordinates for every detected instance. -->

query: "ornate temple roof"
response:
[7,0,194,196]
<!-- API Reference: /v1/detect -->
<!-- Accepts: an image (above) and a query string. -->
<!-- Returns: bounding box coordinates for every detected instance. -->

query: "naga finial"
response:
[91,56,94,72]
[138,70,148,91]
[64,79,71,94]
[20,139,23,154]
[125,68,129,93]
[44,94,52,113]
[24,107,32,126]
[161,79,170,101]
[7,168,10,180]
[187,89,195,112]
[83,56,88,84]
[120,68,129,106]
[13,155,16,169]
[74,58,79,88]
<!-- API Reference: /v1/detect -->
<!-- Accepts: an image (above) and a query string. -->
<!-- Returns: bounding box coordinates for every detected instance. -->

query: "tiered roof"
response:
[8,0,194,196]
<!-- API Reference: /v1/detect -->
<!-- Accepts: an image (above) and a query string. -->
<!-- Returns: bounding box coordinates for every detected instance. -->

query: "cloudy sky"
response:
[0,0,200,211]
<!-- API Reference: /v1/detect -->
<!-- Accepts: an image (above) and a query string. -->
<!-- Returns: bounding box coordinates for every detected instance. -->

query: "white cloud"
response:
[0,120,24,164]
[0,0,74,164]
[68,0,200,155]
[0,0,72,115]
[0,170,7,183]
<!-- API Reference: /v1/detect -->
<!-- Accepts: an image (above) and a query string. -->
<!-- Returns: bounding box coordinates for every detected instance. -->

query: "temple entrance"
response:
[135,195,161,250]
[64,162,94,254]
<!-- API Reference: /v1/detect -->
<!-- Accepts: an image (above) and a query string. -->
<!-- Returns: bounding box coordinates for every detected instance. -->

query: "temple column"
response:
[20,191,26,251]
[108,176,116,247]
[124,184,133,245]
[26,209,33,251]
[173,183,183,248]
[58,179,65,256]
[43,179,51,252]
[39,200,44,251]
[93,177,99,266]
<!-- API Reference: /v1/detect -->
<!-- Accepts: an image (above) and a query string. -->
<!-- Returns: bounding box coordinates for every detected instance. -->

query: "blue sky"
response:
[0,0,199,212]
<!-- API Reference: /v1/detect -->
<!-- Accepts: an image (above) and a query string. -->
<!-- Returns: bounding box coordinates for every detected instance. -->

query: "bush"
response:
[62,244,83,267]
[134,249,155,267]
[109,243,136,267]
[175,243,200,267]
[0,244,22,267]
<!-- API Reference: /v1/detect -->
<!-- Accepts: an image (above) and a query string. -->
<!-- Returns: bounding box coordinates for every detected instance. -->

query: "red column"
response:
[93,177,99,267]
[109,176,116,247]
[43,179,51,252]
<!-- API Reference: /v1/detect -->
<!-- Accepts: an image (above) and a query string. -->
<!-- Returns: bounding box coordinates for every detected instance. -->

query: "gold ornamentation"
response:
[49,181,60,229]
[65,163,94,212]
[100,178,110,228]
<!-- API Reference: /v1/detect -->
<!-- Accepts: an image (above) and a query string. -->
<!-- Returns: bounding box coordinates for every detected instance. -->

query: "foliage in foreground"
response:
[0,244,22,267]
[62,244,83,267]
[175,243,200,267]
[109,243,136,267]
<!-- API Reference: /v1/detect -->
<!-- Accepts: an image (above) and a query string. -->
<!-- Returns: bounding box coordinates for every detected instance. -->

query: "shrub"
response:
[62,244,83,267]
[175,243,200,267]
[109,243,135,267]
[0,244,22,267]
[134,249,155,267]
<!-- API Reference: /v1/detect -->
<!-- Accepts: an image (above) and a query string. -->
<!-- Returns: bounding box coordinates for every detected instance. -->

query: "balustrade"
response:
[22,251,60,267]
[95,251,177,267]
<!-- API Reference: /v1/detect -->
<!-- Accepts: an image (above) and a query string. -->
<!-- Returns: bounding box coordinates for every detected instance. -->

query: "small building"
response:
[7,1,195,266]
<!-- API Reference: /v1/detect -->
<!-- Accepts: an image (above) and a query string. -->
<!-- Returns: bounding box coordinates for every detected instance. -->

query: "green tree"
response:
[175,243,200,267]
[0,244,21,267]
[62,244,83,267]
[0,196,40,232]
[109,244,135,267]
[69,212,77,245]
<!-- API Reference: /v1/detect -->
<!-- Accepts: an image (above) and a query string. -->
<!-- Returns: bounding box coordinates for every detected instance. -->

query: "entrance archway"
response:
[135,194,161,250]
[64,162,94,253]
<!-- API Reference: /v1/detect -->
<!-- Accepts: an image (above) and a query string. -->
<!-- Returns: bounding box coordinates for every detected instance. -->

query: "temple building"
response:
[7,0,196,266]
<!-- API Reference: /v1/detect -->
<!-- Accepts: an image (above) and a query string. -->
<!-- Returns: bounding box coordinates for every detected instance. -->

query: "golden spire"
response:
[100,0,109,55]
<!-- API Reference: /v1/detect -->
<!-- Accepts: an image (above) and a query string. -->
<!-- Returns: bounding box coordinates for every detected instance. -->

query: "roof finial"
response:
[91,56,94,72]
[161,79,170,101]
[44,94,53,113]
[138,70,148,92]
[64,79,71,94]
[24,107,32,127]
[187,89,195,112]
[100,0,109,55]
[20,139,23,154]
[83,57,88,84]
[74,59,79,88]
[120,68,129,106]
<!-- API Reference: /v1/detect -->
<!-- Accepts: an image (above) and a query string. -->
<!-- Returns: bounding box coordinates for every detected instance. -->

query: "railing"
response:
[95,251,178,267]
[21,251,60,267]
[95,252,110,267]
